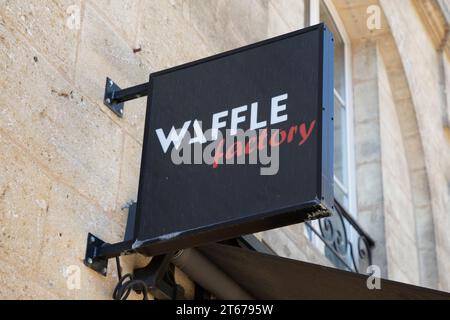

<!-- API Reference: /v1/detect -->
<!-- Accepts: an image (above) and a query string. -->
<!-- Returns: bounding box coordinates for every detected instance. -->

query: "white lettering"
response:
[156,121,191,153]
[157,93,290,153]
[189,120,207,144]
[271,93,288,125]
[230,105,248,136]
[250,102,267,130]
[212,110,229,140]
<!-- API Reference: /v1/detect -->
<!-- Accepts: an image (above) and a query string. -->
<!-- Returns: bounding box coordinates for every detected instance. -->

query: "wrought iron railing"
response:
[305,200,375,274]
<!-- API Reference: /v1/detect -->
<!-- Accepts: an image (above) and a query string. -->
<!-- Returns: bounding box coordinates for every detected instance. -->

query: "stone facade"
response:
[0,0,449,299]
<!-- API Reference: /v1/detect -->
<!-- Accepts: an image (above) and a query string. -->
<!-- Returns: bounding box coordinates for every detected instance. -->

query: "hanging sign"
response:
[132,23,335,256]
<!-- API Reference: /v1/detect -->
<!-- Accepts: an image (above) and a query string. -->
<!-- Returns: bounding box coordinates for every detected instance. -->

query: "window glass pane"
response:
[334,182,348,209]
[334,95,347,186]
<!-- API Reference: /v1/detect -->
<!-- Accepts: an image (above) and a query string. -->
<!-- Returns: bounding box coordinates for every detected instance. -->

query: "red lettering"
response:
[245,136,257,155]
[299,120,316,146]
[258,129,268,151]
[226,141,243,160]
[288,125,298,143]
[213,139,225,169]
[211,119,317,169]
[269,129,287,147]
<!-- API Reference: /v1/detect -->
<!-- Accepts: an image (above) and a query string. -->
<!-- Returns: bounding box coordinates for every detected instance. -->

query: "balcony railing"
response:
[305,200,375,274]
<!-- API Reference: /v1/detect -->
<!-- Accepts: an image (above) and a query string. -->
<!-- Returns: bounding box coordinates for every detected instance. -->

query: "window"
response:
[304,0,362,272]
[308,0,356,214]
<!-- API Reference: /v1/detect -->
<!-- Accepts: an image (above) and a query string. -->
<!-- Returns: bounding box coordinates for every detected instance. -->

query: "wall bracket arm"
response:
[84,202,138,276]
[103,78,150,118]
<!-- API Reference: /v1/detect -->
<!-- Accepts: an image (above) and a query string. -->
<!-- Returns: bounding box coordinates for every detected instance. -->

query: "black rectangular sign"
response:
[133,24,334,256]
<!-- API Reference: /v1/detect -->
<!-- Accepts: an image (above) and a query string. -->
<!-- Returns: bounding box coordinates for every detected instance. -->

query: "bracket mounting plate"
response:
[104,78,124,118]
[84,233,109,277]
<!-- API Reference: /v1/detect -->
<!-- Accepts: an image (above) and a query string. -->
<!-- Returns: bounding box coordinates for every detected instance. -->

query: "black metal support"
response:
[134,254,185,300]
[84,234,135,277]
[84,202,138,276]
[84,233,109,276]
[104,78,150,118]
[87,203,185,299]
[124,202,137,242]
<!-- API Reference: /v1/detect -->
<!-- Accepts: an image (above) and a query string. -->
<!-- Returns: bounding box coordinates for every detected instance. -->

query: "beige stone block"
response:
[395,98,420,139]
[109,133,143,233]
[262,228,307,261]
[380,128,415,226]
[380,147,407,184]
[356,205,387,277]
[0,133,52,277]
[417,244,439,289]
[267,7,291,38]
[387,259,416,287]
[334,0,389,40]
[379,96,398,132]
[353,80,380,124]
[403,134,427,171]
[223,0,269,44]
[88,0,140,43]
[0,259,59,300]
[386,70,412,102]
[181,0,269,52]
[76,2,148,141]
[352,40,378,83]
[382,173,413,208]
[116,134,142,210]
[414,205,438,288]
[0,0,81,79]
[386,232,420,286]
[379,35,402,71]
[36,182,129,299]
[380,133,411,184]
[410,169,433,208]
[283,225,334,267]
[268,0,304,31]
[135,0,212,71]
[261,227,332,267]
[121,98,147,144]
[356,161,383,209]
[177,0,245,54]
[0,22,123,210]
[435,245,450,291]
[357,205,385,237]
[414,205,436,251]
[383,196,416,247]
[354,120,381,164]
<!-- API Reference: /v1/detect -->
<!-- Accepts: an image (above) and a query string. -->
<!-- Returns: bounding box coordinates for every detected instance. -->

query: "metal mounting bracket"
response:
[84,233,109,276]
[104,78,124,117]
[103,78,150,118]
[84,202,138,276]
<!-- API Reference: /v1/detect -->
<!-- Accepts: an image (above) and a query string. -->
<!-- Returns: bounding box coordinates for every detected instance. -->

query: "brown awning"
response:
[192,243,450,300]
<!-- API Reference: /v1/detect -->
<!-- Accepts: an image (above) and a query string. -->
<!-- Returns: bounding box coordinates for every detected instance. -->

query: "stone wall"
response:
[378,51,420,285]
[352,39,388,277]
[380,0,450,291]
[0,0,314,300]
[337,0,449,291]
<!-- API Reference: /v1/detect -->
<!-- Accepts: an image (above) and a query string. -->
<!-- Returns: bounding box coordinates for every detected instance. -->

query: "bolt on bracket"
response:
[84,203,138,277]
[103,77,150,118]
[84,233,109,277]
